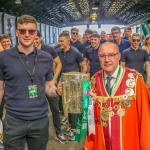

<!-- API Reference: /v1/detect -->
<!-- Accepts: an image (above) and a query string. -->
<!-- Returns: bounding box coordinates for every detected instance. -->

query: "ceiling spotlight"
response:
[15,0,21,4]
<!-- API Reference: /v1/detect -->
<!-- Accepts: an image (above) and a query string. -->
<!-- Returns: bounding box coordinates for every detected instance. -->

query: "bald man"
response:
[84,42,150,150]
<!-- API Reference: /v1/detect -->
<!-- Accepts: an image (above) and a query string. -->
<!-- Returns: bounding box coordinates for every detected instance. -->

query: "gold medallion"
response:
[113,105,119,110]
[107,107,112,111]
[125,88,134,96]
[122,94,128,100]
[101,111,109,121]
[109,111,114,117]
[117,108,125,117]
[124,100,131,108]
[126,79,135,88]
[128,81,135,88]
[101,121,107,127]
[128,73,133,78]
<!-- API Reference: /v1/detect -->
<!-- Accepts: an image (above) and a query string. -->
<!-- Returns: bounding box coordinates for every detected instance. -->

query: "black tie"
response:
[106,77,113,95]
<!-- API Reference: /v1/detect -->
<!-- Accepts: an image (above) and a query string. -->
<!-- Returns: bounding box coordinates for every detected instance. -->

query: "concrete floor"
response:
[47,113,85,150]
[0,113,85,150]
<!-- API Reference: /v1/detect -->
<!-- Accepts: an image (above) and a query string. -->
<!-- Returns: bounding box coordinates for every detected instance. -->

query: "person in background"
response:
[142,35,150,62]
[56,32,87,141]
[70,27,85,56]
[0,34,11,50]
[0,14,57,150]
[34,30,68,144]
[123,26,132,41]
[0,33,12,148]
[78,34,83,42]
[83,33,86,42]
[111,26,131,54]
[84,33,101,77]
[100,31,107,44]
[83,29,93,48]
[0,43,3,51]
[120,33,150,87]
[107,33,113,42]
[84,42,150,150]
[54,30,70,50]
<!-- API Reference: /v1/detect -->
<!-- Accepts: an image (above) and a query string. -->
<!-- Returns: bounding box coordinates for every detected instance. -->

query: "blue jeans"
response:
[3,114,49,150]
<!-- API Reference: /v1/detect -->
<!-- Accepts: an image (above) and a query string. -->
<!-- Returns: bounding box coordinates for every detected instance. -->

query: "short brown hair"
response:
[59,32,70,39]
[37,30,42,37]
[85,29,93,34]
[124,26,132,31]
[111,26,121,32]
[144,35,150,46]
[132,33,140,38]
[0,34,11,42]
[17,15,37,28]
[71,27,79,33]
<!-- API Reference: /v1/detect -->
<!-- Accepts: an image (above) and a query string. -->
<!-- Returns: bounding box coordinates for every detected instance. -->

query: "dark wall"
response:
[0,12,61,46]
[0,13,2,35]
[4,14,16,47]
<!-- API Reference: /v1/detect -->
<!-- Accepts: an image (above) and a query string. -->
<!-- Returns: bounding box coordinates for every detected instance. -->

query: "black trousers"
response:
[3,114,49,150]
[47,96,61,135]
[59,96,78,129]
[59,96,64,115]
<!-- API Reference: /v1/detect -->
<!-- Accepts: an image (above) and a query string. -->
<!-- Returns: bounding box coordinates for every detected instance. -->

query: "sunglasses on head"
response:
[71,32,78,35]
[132,39,140,42]
[17,29,36,35]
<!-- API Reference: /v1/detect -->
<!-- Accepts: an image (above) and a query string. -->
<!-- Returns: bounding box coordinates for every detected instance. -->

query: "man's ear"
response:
[16,30,19,37]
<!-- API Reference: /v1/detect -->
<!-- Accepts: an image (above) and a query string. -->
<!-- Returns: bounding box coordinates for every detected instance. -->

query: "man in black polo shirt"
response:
[0,15,57,150]
[120,33,150,87]
[70,27,85,56]
[111,26,131,55]
[34,30,68,144]
[56,32,87,141]
[85,33,102,77]
[83,29,93,48]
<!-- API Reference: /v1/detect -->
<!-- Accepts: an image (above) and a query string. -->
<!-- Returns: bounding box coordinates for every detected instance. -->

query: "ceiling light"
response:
[15,0,21,4]
[92,7,98,10]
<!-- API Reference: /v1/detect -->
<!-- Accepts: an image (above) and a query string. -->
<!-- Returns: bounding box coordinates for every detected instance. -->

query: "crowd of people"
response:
[0,14,150,150]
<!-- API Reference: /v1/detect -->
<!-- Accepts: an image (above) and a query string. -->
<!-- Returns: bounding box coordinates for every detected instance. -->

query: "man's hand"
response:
[146,81,150,88]
[45,81,58,97]
[57,80,62,96]
[90,90,97,102]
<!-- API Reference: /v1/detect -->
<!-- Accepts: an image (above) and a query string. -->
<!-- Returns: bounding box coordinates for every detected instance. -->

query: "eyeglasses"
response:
[99,52,119,60]
[132,39,140,42]
[71,32,78,35]
[112,32,120,35]
[17,29,37,35]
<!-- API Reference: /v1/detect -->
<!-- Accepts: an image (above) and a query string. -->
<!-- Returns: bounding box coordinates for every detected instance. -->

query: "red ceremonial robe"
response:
[84,67,150,150]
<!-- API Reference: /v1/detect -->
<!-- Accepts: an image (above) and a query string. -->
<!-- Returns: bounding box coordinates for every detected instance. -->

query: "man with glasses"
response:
[111,26,131,54]
[70,27,85,56]
[0,15,58,150]
[84,42,150,150]
[120,33,150,87]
